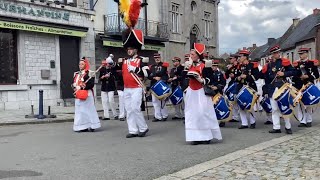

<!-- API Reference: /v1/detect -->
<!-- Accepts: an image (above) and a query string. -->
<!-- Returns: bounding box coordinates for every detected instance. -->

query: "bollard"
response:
[48,106,51,115]
[31,105,34,115]
[37,90,45,119]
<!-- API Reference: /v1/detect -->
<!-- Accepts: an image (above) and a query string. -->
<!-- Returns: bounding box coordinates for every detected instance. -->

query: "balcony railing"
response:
[104,13,169,41]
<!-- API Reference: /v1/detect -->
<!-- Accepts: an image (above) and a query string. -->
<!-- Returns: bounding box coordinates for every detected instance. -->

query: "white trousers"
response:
[101,91,118,118]
[173,102,184,118]
[270,97,291,130]
[301,106,313,124]
[232,103,240,120]
[124,88,148,134]
[152,94,168,119]
[117,90,125,118]
[239,109,256,126]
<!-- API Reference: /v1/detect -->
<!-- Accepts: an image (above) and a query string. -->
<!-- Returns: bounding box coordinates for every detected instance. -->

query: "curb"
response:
[155,124,320,180]
[0,118,74,126]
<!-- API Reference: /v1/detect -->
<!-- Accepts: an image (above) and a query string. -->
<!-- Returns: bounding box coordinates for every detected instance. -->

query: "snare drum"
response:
[273,83,294,116]
[150,80,171,100]
[236,86,258,111]
[212,93,231,121]
[260,97,272,114]
[300,82,320,106]
[225,82,238,102]
[169,86,183,105]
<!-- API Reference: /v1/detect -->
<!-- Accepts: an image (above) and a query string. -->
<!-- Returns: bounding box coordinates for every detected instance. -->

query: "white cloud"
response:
[218,0,317,54]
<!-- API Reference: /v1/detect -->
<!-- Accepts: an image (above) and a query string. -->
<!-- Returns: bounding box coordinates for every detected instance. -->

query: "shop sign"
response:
[0,1,70,21]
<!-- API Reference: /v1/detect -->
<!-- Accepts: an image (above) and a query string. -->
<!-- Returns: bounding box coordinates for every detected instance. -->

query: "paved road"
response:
[0,112,318,180]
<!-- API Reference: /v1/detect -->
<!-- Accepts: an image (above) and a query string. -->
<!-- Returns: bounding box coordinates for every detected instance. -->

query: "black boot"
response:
[250,123,256,129]
[190,141,199,145]
[264,121,273,125]
[219,122,226,127]
[238,125,248,129]
[229,119,239,122]
[152,118,161,122]
[306,122,312,127]
[126,134,138,138]
[298,123,307,127]
[269,129,281,133]
[285,128,293,134]
[138,129,149,137]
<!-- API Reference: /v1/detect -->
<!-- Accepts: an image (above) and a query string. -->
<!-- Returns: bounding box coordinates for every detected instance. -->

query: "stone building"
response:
[163,0,220,61]
[94,0,219,65]
[0,0,95,110]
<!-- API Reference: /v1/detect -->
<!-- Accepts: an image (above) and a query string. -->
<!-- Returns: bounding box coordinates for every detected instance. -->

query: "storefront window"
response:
[0,29,18,85]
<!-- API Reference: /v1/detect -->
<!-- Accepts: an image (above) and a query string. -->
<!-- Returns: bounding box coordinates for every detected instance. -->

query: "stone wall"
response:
[0,0,95,110]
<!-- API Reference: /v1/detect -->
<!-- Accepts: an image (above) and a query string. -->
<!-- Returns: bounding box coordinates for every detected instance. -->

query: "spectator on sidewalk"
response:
[115,57,126,121]
[99,55,118,120]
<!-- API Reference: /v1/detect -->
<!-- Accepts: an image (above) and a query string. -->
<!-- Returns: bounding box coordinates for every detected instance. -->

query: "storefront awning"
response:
[0,20,87,37]
[103,40,164,51]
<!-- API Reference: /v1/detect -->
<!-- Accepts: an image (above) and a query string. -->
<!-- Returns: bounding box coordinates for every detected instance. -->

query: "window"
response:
[191,1,197,13]
[54,0,77,7]
[0,29,18,85]
[204,12,211,38]
[89,0,94,10]
[171,3,180,33]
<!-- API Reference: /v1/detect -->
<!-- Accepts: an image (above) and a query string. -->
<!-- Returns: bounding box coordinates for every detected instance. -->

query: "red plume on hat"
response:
[114,0,147,28]
[193,43,206,55]
[115,0,147,50]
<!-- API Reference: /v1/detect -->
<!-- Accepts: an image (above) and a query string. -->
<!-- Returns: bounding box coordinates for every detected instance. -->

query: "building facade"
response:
[0,0,95,110]
[94,0,220,65]
[162,0,220,61]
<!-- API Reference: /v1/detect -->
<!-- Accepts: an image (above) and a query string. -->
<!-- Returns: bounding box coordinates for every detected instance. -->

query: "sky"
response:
[218,0,318,55]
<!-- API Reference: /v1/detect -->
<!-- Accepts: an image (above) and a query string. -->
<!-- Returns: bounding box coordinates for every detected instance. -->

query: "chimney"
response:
[252,44,257,49]
[267,38,276,45]
[314,8,320,15]
[293,18,300,27]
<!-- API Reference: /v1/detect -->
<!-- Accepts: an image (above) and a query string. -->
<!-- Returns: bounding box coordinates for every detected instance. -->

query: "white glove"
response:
[185,61,192,70]
[128,65,136,72]
[196,76,204,84]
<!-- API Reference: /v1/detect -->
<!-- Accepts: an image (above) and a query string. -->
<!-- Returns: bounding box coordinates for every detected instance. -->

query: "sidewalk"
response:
[0,98,156,126]
[156,124,320,180]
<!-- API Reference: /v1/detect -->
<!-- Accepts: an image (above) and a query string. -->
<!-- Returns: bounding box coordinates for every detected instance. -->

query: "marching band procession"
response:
[71,0,320,145]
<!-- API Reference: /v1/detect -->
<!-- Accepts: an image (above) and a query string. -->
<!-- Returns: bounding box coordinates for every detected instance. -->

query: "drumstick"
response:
[271,67,284,84]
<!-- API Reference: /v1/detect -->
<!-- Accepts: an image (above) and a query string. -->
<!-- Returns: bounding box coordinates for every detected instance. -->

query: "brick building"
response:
[0,0,95,110]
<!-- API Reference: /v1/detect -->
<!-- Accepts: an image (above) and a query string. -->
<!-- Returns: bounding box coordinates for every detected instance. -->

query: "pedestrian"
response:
[149,53,170,122]
[236,50,259,130]
[168,57,184,120]
[224,54,241,122]
[99,55,118,120]
[210,59,226,127]
[293,48,319,128]
[72,57,101,132]
[115,57,126,121]
[121,29,150,138]
[261,45,297,134]
[184,43,222,145]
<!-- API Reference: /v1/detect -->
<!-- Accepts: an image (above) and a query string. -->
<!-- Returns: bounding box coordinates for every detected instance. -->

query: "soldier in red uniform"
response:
[122,29,150,138]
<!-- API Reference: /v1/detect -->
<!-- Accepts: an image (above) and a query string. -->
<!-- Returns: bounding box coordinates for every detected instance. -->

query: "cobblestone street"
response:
[187,129,320,180]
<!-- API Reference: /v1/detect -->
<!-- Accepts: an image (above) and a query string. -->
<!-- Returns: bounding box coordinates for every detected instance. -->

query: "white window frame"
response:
[171,3,180,33]
[204,12,211,38]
